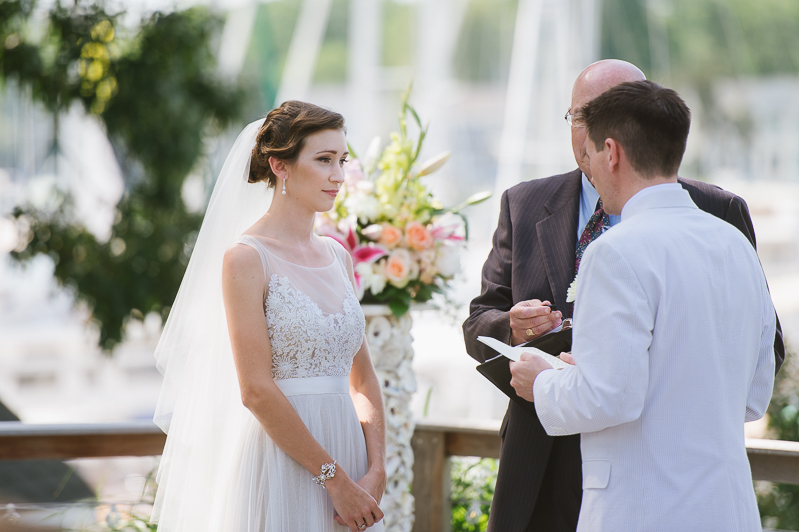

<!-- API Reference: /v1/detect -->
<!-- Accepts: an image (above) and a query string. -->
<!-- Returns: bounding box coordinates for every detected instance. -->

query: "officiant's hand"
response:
[509,299,562,346]
[510,352,554,402]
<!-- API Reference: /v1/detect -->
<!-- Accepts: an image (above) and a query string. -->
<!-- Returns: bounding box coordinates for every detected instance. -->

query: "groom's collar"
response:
[621,183,697,221]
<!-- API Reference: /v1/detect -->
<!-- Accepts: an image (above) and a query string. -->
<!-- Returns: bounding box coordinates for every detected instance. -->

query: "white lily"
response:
[362,136,381,175]
[361,224,383,241]
[417,151,451,177]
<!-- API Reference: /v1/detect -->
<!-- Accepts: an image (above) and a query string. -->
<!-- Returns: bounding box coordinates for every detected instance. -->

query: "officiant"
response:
[462,59,785,532]
[508,79,776,531]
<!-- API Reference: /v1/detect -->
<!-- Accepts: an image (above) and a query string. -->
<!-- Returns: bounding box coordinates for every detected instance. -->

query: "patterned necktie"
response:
[574,198,610,275]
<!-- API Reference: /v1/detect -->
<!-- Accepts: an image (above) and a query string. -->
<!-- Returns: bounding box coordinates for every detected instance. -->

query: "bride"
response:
[151,101,386,532]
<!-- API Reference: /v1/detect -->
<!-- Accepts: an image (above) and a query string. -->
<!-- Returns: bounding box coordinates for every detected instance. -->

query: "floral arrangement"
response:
[316,91,490,316]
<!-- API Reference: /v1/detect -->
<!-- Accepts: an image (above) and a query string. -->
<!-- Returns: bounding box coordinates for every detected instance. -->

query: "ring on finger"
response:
[525,328,534,337]
[357,524,366,530]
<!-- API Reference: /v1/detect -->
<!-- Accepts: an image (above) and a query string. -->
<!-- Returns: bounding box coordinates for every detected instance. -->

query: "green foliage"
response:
[601,0,652,76]
[667,0,799,81]
[451,457,497,532]
[757,343,799,530]
[382,0,415,68]
[1,0,122,113]
[247,1,300,107]
[314,0,348,84]
[452,0,516,82]
[104,8,243,200]
[602,0,799,84]
[5,1,245,351]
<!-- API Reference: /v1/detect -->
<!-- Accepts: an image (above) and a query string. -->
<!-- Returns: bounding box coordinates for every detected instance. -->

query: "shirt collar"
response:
[581,173,599,210]
[621,182,695,221]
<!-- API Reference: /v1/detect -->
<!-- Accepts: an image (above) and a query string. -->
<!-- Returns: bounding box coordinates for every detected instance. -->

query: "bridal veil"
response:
[151,119,272,530]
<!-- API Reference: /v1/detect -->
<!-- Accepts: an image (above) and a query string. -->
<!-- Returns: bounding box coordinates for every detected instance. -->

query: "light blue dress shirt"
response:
[577,173,622,242]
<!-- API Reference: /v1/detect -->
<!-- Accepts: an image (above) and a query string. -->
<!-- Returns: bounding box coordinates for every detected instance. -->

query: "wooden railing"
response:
[3,420,799,532]
[0,421,166,460]
[411,420,799,532]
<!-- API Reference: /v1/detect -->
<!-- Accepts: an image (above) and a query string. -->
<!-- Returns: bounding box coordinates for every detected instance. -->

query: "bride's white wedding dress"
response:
[150,121,385,532]
[220,234,385,532]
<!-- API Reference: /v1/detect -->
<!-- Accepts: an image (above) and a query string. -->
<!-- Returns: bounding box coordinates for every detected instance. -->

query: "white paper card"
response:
[476,336,570,370]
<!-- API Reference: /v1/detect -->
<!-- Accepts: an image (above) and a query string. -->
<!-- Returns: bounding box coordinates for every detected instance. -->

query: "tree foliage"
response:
[2,0,246,350]
[602,0,799,84]
[450,457,497,532]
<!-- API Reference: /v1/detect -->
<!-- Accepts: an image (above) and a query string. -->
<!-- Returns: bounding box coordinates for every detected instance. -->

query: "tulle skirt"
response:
[218,376,385,532]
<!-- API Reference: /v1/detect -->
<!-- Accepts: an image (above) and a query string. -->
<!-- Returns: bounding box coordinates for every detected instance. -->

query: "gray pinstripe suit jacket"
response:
[462,168,784,532]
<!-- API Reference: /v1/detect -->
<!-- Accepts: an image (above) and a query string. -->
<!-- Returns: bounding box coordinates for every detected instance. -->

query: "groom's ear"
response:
[606,139,622,172]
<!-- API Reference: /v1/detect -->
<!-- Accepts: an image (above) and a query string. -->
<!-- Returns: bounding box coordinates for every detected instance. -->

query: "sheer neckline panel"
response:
[240,234,336,270]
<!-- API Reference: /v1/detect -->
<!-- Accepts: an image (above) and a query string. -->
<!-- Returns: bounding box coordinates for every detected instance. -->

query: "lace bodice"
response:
[234,235,365,380]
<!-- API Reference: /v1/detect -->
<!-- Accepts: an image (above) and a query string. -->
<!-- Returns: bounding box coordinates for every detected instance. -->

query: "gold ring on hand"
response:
[525,328,534,337]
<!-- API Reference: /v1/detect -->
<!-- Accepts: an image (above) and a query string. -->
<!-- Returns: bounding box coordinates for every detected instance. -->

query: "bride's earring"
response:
[282,177,286,195]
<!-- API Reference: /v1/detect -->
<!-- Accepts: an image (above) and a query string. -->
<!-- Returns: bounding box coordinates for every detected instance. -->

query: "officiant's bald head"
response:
[570,60,646,177]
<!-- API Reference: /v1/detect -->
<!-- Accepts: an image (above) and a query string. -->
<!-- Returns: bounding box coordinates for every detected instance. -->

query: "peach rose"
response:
[384,249,411,288]
[379,223,403,249]
[405,221,434,251]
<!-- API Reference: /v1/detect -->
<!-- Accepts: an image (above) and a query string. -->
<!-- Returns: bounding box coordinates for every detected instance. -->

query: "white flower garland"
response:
[365,310,416,532]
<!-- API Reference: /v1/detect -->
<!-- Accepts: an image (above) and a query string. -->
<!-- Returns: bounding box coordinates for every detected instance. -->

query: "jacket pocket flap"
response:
[582,459,611,489]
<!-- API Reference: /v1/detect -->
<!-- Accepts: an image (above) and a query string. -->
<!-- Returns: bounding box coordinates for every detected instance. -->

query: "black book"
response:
[475,326,572,415]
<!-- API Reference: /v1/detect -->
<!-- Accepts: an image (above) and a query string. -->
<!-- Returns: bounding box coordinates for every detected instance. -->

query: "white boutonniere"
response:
[566,275,579,303]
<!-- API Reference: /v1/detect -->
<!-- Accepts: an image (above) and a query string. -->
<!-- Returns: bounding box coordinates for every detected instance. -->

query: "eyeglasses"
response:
[564,108,584,128]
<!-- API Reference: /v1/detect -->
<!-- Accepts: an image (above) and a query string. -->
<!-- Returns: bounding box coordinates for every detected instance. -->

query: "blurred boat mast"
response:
[494,0,601,204]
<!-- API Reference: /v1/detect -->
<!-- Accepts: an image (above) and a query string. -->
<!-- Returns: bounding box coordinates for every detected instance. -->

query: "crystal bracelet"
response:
[313,460,337,488]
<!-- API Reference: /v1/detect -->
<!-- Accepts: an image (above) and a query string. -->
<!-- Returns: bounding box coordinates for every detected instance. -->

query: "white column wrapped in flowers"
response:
[362,304,419,532]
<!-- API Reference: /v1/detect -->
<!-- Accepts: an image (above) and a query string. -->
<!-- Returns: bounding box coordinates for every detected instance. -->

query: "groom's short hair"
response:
[582,80,691,178]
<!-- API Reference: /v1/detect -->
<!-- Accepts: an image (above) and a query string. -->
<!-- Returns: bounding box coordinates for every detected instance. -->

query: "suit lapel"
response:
[536,170,581,317]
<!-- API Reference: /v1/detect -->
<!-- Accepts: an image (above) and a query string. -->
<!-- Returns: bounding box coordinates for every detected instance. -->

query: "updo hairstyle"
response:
[248,101,346,187]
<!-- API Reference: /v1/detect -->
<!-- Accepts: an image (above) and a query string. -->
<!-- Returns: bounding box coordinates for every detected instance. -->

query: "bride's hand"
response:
[327,469,384,531]
[357,469,387,505]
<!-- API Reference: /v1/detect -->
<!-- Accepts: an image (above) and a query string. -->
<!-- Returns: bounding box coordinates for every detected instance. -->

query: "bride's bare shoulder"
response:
[222,244,265,313]
[223,242,262,278]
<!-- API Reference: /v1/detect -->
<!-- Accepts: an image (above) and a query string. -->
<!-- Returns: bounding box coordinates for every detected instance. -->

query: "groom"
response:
[509,80,776,531]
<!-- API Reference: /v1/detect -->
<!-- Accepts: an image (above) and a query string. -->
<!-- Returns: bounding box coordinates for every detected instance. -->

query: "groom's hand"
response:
[510,352,553,402]
[560,352,576,365]
[509,299,562,346]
